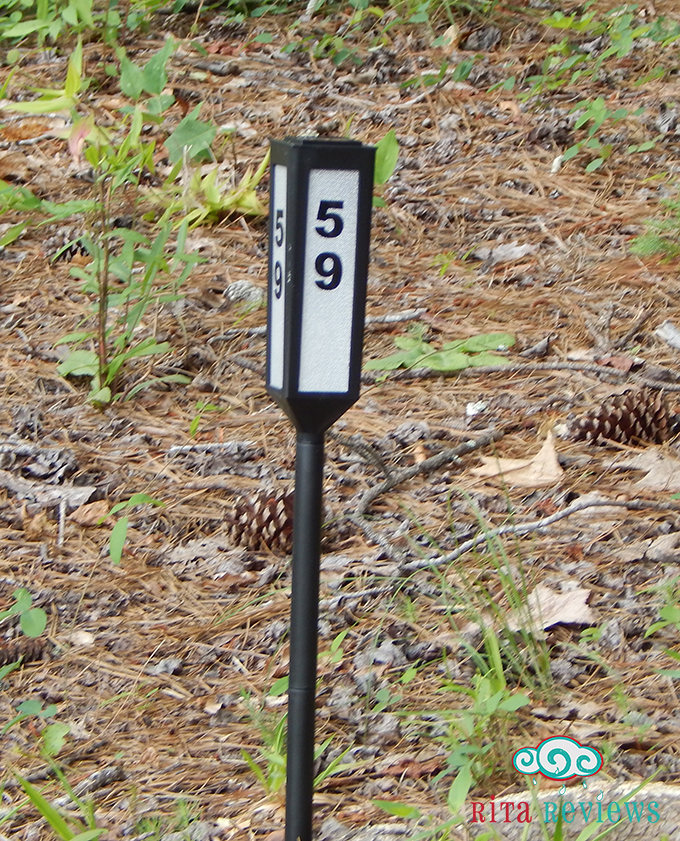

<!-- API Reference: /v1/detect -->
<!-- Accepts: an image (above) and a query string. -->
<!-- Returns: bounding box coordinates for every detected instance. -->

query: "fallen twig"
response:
[353,429,505,516]
[361,359,680,390]
[399,497,680,574]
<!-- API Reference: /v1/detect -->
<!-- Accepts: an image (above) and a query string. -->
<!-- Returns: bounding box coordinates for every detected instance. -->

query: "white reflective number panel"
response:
[299,169,359,393]
[268,164,287,390]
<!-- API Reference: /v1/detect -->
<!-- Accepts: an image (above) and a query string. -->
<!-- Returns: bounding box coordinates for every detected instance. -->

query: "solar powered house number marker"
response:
[265,137,375,841]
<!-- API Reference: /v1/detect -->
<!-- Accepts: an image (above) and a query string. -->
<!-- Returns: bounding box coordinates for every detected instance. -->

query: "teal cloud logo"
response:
[513,736,602,780]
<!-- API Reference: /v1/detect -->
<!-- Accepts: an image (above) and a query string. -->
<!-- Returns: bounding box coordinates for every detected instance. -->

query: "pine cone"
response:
[0,635,48,668]
[570,388,679,445]
[225,488,294,553]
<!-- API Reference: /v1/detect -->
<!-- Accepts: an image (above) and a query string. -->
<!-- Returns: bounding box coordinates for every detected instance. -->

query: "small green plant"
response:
[0,588,47,638]
[241,680,353,797]
[644,578,680,638]
[364,327,515,372]
[631,184,680,260]
[102,493,165,564]
[155,148,269,228]
[434,670,531,815]
[562,96,645,173]
[2,702,104,840]
[373,128,399,208]
[0,37,86,115]
[189,400,223,437]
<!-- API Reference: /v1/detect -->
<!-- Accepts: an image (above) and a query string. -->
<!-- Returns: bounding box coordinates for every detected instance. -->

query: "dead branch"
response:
[353,429,505,517]
[399,497,680,574]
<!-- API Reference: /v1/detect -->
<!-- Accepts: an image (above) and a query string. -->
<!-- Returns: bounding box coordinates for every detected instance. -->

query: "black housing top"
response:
[266,137,375,434]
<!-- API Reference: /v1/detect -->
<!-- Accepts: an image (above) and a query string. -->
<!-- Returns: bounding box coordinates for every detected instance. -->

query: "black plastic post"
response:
[285,430,325,841]
[265,136,375,841]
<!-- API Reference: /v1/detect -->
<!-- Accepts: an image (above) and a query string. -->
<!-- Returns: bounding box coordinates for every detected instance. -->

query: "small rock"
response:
[224,280,264,305]
[647,532,680,562]
[146,657,183,676]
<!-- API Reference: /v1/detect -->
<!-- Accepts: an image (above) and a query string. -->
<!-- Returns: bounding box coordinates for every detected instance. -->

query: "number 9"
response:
[315,253,342,290]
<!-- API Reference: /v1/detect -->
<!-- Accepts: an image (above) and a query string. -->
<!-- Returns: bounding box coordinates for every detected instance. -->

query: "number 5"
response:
[275,209,284,247]
[315,201,344,238]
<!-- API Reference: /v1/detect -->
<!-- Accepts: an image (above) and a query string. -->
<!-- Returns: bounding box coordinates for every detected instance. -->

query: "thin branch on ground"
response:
[399,497,680,574]
[352,429,505,517]
[211,308,425,343]
[361,360,680,390]
[327,431,394,479]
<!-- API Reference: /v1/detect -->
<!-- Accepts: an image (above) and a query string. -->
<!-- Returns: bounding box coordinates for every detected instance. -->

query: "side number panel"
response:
[299,169,359,393]
[268,164,287,390]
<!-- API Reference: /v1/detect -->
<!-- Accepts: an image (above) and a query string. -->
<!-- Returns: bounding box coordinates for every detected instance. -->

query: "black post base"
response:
[284,430,325,841]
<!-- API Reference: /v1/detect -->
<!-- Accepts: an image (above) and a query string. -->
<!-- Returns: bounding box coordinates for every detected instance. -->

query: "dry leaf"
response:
[594,354,639,372]
[23,509,52,540]
[0,117,63,142]
[70,499,110,526]
[613,449,680,492]
[66,630,96,647]
[470,432,563,488]
[508,584,595,632]
[437,23,460,48]
[0,151,30,181]
[499,100,521,119]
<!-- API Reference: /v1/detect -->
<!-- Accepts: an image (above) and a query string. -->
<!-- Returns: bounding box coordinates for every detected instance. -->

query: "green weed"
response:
[631,183,680,261]
[0,588,47,639]
[364,326,515,372]
[101,493,165,564]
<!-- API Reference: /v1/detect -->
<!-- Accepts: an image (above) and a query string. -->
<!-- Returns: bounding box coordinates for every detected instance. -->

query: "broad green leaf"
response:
[71,831,106,841]
[457,332,515,353]
[88,387,112,407]
[16,775,81,840]
[54,331,95,347]
[20,607,47,638]
[363,348,423,371]
[64,40,83,99]
[0,222,26,246]
[71,0,94,26]
[165,112,216,163]
[142,37,175,95]
[119,339,171,361]
[0,20,52,38]
[425,351,470,372]
[498,692,531,712]
[42,722,70,756]
[144,93,175,116]
[562,144,580,162]
[11,588,32,614]
[372,800,421,819]
[374,128,398,185]
[40,199,98,219]
[109,516,129,565]
[0,94,75,114]
[0,181,42,211]
[108,493,164,516]
[0,660,21,679]
[118,53,144,100]
[393,336,430,352]
[17,699,45,716]
[468,352,512,367]
[268,676,289,696]
[57,350,99,378]
[447,765,473,815]
[125,373,192,399]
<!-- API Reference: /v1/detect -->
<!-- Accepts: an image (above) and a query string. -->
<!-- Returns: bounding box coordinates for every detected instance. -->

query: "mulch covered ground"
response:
[1,3,680,839]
